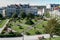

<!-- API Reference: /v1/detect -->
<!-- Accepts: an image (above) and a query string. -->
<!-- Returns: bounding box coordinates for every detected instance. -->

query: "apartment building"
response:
[50,4,60,11]
[5,5,17,17]
[0,8,5,17]
[37,6,46,15]
[49,4,60,17]
[5,4,38,17]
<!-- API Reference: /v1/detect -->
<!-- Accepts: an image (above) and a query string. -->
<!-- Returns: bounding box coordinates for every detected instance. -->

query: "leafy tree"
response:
[25,19,34,25]
[19,25,23,29]
[35,31,41,34]
[0,14,3,18]
[26,32,30,35]
[12,13,18,18]
[20,12,27,19]
[44,18,60,40]
[27,13,35,19]
[55,22,60,35]
[44,12,50,18]
[0,14,3,19]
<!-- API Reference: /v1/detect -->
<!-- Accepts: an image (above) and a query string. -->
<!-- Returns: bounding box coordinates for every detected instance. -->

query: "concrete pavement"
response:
[0,34,59,40]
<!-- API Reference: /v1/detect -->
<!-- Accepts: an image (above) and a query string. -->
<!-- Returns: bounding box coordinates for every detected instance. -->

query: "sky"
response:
[0,0,60,7]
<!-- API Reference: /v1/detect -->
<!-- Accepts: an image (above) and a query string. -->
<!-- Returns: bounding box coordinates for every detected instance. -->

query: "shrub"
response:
[27,13,35,19]
[20,12,27,19]
[35,31,41,34]
[17,25,23,29]
[0,33,23,37]
[0,34,15,37]
[26,32,30,35]
[18,20,22,23]
[19,26,23,29]
[42,25,45,27]
[14,32,23,37]
[25,19,34,25]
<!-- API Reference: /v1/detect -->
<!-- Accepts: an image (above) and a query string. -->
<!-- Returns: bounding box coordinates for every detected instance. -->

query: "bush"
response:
[35,31,41,34]
[18,20,22,23]
[20,12,27,19]
[17,25,23,29]
[19,26,23,29]
[14,32,23,37]
[42,25,45,27]
[0,32,23,37]
[27,13,35,19]
[0,34,15,37]
[25,19,34,25]
[26,32,30,35]
[9,31,14,34]
[44,12,50,18]
[0,14,3,18]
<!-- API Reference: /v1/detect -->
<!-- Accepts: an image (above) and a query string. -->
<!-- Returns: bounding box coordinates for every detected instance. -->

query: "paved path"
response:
[0,19,10,33]
[0,34,59,40]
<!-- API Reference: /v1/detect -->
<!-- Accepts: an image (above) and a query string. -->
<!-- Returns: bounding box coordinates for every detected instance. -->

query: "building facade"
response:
[50,4,60,11]
[0,8,5,17]
[37,6,46,15]
[5,4,38,17]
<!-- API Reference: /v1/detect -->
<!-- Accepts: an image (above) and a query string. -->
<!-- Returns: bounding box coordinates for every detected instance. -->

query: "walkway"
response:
[0,19,10,33]
[0,34,59,40]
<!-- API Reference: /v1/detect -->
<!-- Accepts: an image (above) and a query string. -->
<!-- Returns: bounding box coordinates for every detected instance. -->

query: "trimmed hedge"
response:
[0,33,23,37]
[0,34,15,37]
[25,19,34,25]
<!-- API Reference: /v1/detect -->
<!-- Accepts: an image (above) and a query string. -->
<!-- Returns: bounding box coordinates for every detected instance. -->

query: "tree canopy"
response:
[45,18,60,37]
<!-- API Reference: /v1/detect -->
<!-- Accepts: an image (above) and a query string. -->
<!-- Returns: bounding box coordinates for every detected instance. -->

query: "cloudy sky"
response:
[0,0,60,7]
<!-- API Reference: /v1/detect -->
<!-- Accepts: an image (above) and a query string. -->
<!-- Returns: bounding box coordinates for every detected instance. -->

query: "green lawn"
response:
[10,19,30,33]
[11,24,29,33]
[28,29,36,35]
[46,37,60,40]
[10,19,48,35]
[35,21,47,29]
[0,19,8,28]
[27,20,48,35]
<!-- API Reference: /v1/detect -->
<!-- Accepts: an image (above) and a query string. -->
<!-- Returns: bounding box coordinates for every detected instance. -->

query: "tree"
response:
[55,22,60,35]
[44,12,50,18]
[20,12,27,19]
[35,31,41,34]
[0,14,3,19]
[44,18,60,40]
[0,14,3,17]
[25,19,34,25]
[27,13,35,19]
[26,32,30,35]
[12,13,18,18]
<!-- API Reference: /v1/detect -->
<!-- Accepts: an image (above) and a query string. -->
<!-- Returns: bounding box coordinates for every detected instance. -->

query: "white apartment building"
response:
[0,8,5,17]
[49,7,60,17]
[37,6,46,15]
[49,10,60,19]
[38,8,45,15]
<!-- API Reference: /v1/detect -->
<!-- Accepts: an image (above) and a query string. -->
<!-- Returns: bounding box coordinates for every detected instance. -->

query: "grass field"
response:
[0,19,8,28]
[27,20,48,35]
[10,19,31,33]
[9,18,48,35]
[46,37,60,40]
